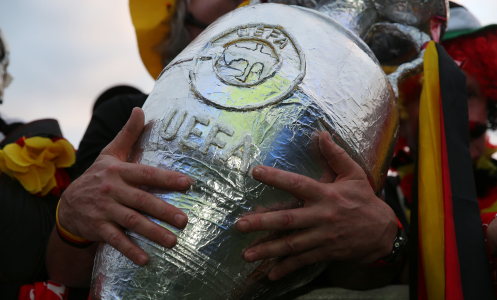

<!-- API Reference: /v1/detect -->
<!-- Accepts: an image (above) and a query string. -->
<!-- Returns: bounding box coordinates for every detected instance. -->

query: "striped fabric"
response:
[410,41,494,299]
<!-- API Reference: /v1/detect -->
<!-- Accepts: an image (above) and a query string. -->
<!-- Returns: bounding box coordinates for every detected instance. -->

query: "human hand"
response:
[58,107,191,265]
[236,131,398,280]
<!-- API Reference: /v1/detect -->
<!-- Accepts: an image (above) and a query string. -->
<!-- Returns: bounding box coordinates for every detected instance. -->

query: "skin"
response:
[48,108,192,284]
[48,0,249,286]
[236,132,397,281]
[186,4,398,280]
[47,0,399,287]
[48,109,398,286]
[186,0,245,40]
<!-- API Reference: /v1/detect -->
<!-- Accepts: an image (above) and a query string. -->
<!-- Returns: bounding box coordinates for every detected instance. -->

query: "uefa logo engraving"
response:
[214,39,281,87]
[190,24,305,111]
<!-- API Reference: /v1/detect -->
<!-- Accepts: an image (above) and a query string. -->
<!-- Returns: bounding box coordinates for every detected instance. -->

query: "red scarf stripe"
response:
[439,94,464,300]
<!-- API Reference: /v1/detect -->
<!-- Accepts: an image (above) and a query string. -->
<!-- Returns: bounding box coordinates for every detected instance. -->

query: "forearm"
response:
[46,226,98,287]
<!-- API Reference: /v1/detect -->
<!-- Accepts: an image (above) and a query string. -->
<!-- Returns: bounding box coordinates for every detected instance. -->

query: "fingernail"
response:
[164,234,177,247]
[252,167,265,178]
[325,132,334,144]
[178,177,190,189]
[174,214,187,228]
[138,254,148,265]
[268,269,280,281]
[237,220,250,232]
[245,251,258,262]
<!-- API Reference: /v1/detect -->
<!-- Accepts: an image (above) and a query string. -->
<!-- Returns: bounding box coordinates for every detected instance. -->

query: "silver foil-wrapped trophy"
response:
[91,1,447,299]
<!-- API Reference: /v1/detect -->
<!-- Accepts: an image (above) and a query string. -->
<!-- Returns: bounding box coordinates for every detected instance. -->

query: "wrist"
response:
[56,199,94,248]
[367,200,405,267]
[58,195,80,237]
[379,217,407,264]
[378,204,400,259]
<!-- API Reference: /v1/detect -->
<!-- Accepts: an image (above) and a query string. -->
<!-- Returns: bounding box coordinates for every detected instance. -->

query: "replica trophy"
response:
[91,0,447,299]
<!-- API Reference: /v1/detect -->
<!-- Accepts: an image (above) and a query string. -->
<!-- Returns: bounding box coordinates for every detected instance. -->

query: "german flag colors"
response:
[409,41,494,299]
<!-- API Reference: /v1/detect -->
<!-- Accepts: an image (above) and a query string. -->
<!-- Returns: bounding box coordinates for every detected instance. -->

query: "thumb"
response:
[101,107,145,161]
[319,131,363,179]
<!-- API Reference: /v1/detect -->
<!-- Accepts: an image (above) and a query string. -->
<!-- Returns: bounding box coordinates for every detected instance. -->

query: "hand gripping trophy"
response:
[91,1,447,299]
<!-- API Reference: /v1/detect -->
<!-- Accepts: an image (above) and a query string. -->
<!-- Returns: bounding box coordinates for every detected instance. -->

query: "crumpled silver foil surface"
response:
[373,0,448,36]
[315,0,447,66]
[253,0,449,40]
[364,22,431,97]
[91,3,402,300]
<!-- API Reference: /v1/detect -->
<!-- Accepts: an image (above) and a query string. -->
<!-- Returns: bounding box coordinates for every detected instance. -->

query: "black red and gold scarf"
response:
[409,41,494,300]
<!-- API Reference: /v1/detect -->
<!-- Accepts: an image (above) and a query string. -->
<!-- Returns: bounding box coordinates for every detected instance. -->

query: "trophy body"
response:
[91,4,398,299]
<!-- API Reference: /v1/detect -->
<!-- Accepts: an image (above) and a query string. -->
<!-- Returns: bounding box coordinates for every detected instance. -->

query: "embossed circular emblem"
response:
[191,24,305,111]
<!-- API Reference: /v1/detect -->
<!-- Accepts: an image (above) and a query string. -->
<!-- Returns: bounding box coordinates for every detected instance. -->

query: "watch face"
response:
[383,227,407,264]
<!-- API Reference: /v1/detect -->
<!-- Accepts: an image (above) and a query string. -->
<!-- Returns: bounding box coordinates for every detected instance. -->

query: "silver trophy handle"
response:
[364,23,431,98]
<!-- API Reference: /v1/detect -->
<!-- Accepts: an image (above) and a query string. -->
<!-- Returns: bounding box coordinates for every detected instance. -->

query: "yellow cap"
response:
[130,0,177,79]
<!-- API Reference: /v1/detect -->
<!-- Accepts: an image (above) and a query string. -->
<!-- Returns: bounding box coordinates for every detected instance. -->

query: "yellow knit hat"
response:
[129,0,251,79]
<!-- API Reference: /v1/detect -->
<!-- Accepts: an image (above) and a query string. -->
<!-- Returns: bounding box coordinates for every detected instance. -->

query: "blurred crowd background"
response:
[0,0,496,147]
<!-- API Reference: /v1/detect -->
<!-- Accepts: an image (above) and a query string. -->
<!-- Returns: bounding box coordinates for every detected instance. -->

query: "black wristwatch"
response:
[381,219,408,264]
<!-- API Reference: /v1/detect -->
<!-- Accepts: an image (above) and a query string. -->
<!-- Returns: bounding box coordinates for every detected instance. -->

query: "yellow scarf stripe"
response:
[418,41,445,300]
